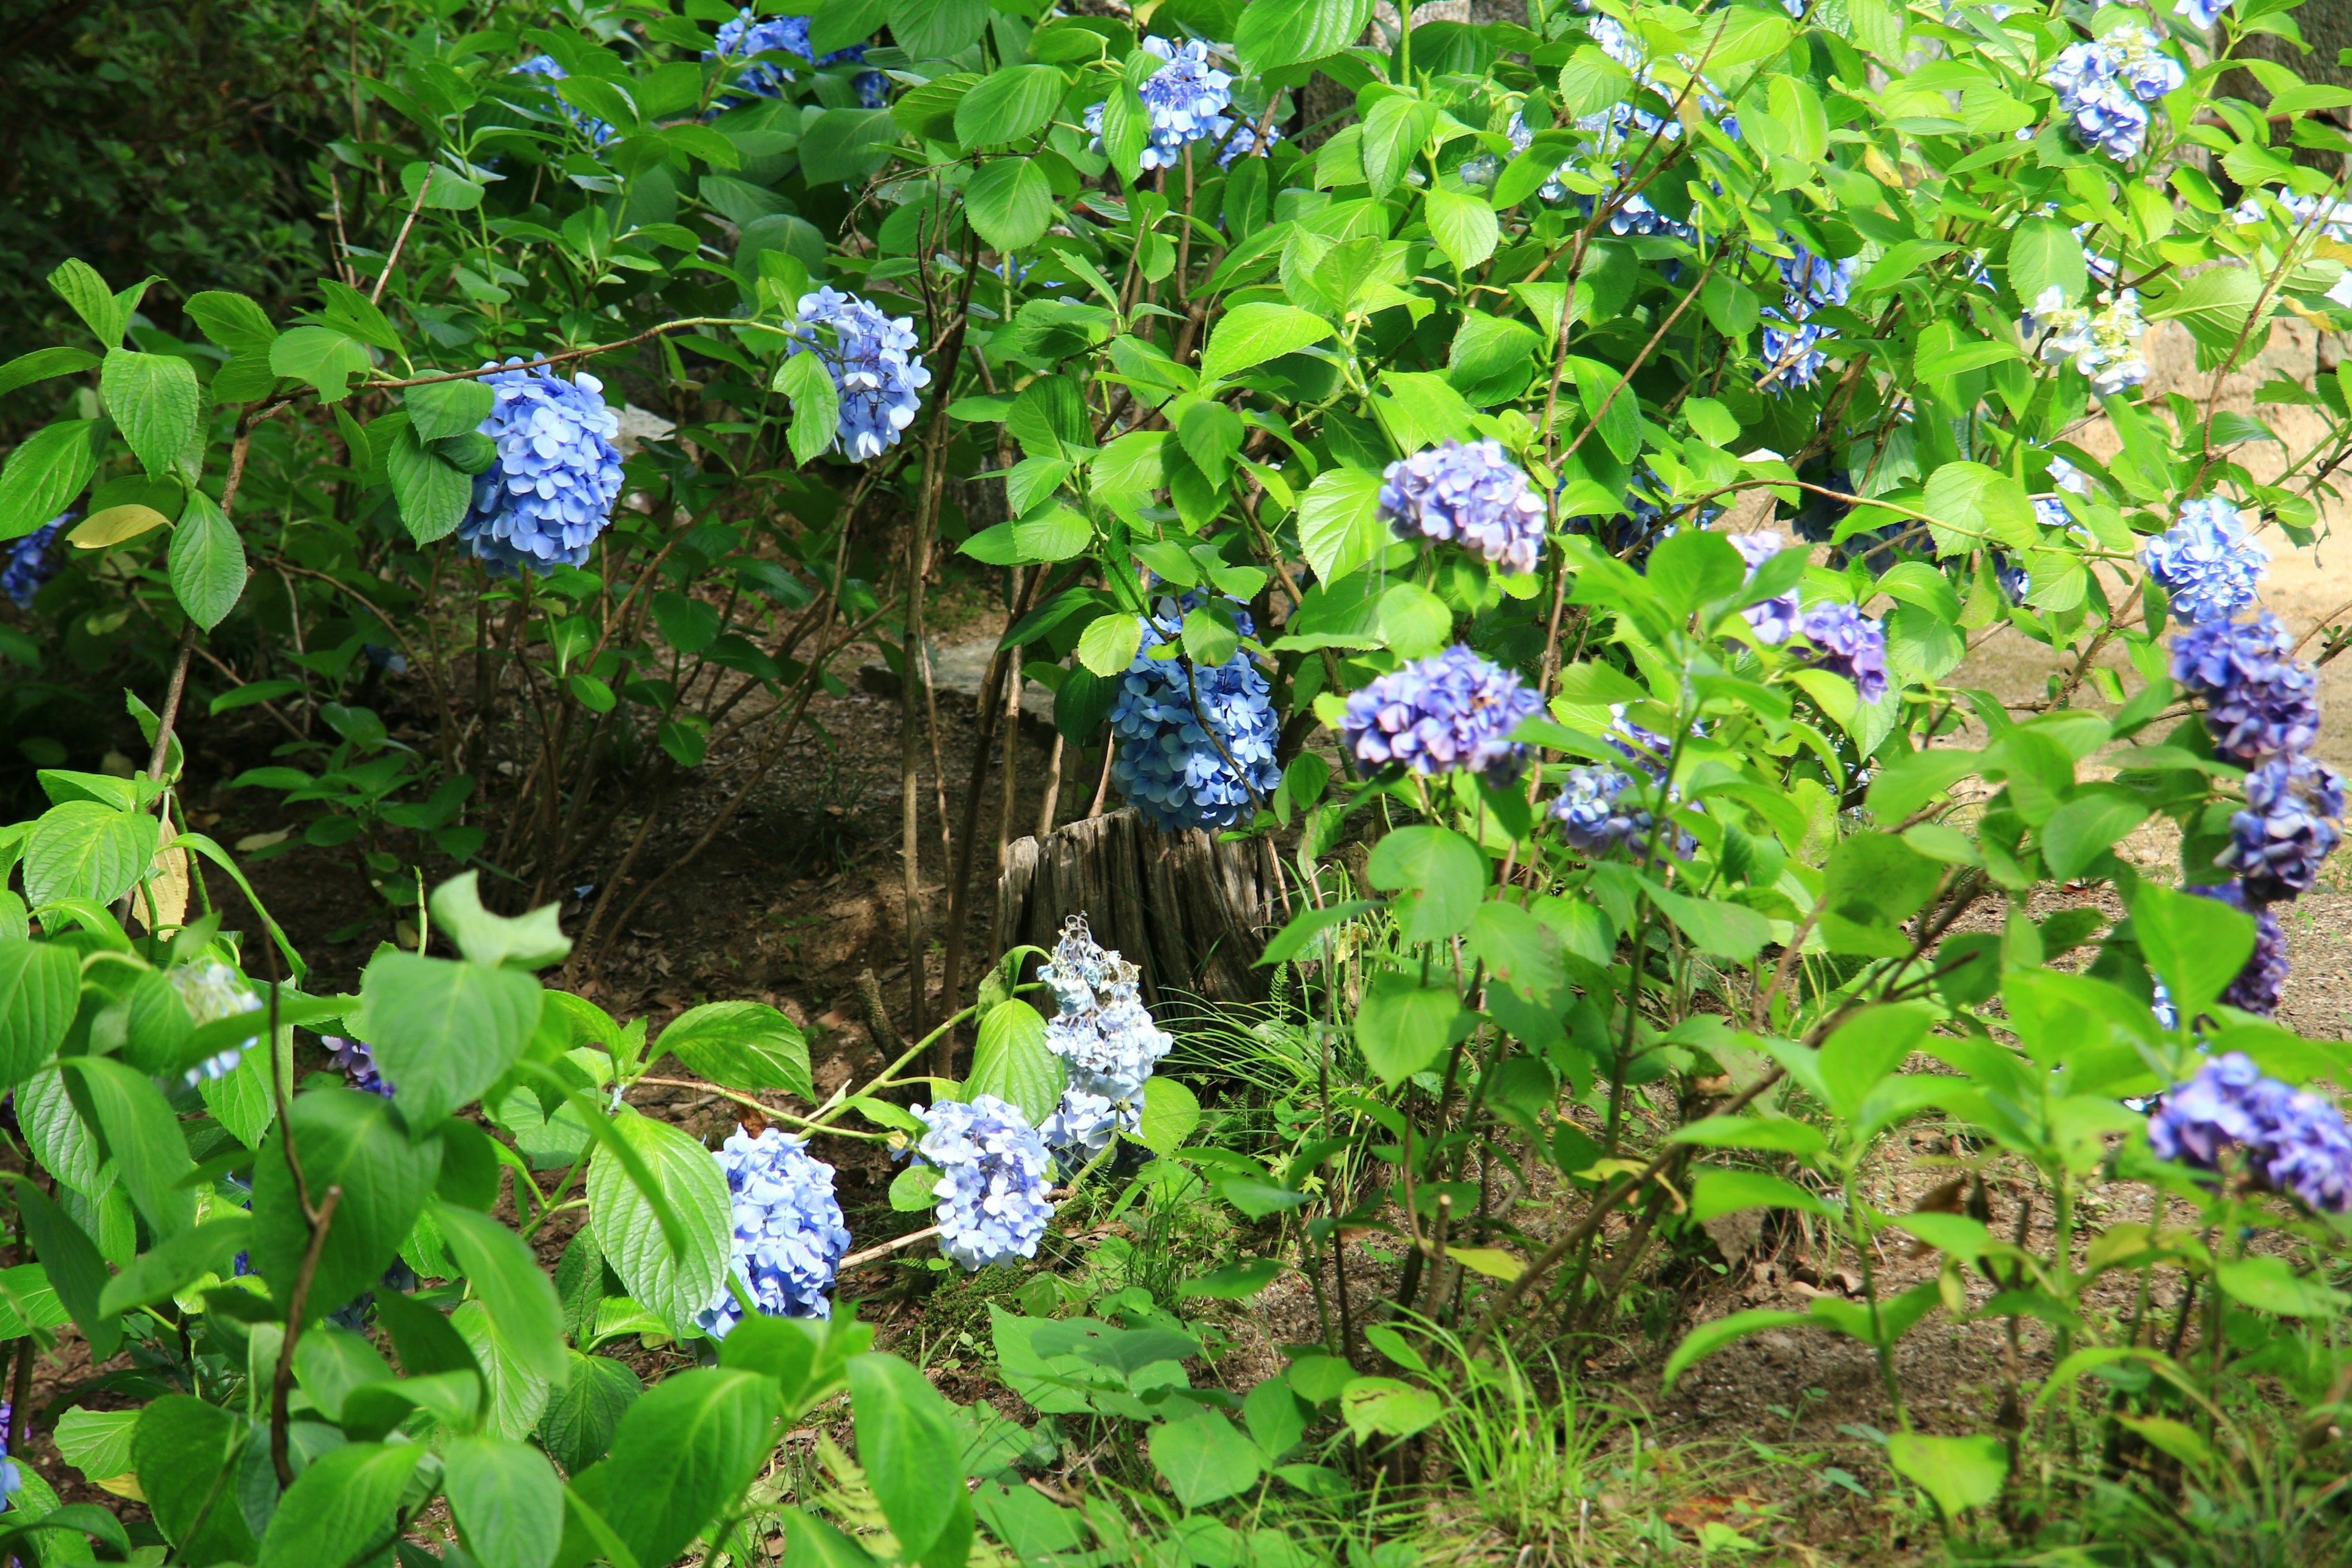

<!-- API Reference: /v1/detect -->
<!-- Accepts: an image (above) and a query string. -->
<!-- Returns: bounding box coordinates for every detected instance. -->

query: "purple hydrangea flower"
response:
[2147,1053,2352,1213]
[910,1096,1056,1270]
[2143,498,2268,625]
[1795,602,1890,703]
[1730,531,1800,644]
[2262,1098,2352,1213]
[1035,916,1171,1161]
[1109,594,1281,833]
[2221,753,2345,902]
[783,287,931,461]
[1550,764,1651,854]
[695,1125,851,1335]
[323,1036,394,1098]
[2187,881,2290,1016]
[2168,611,2320,767]
[3,518,65,609]
[1379,440,1547,575]
[457,361,625,575]
[1340,646,1543,784]
[511,55,615,145]
[1083,38,1257,172]
[1758,245,1858,393]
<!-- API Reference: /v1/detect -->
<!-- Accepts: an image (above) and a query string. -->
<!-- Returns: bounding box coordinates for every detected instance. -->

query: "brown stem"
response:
[270,1183,344,1486]
[371,175,433,306]
[1035,730,1066,838]
[939,568,1044,1022]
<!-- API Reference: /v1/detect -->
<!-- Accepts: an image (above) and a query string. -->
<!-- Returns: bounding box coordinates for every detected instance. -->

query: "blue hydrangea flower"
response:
[1035,916,1171,1160]
[783,287,932,461]
[1731,532,1800,644]
[2176,0,2232,24]
[2143,497,2268,625]
[1550,764,1650,854]
[1083,38,1254,172]
[1759,246,1858,393]
[2147,1052,2352,1213]
[910,1096,1056,1270]
[456,361,624,575]
[1503,111,1578,203]
[2261,1096,2352,1213]
[1109,593,1281,832]
[511,55,616,146]
[2187,881,2290,1016]
[1795,603,1890,704]
[322,1036,394,1098]
[2047,454,2091,495]
[2168,611,2319,767]
[2043,24,2182,159]
[1340,646,1542,784]
[2230,188,2352,242]
[2222,753,2344,902]
[695,1125,851,1335]
[3,518,65,609]
[707,12,882,108]
[164,960,261,1084]
[1380,440,1548,575]
[0,1398,18,1509]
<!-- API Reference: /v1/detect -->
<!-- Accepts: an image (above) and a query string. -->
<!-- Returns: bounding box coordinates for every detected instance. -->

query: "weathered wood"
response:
[995,807,1282,1004]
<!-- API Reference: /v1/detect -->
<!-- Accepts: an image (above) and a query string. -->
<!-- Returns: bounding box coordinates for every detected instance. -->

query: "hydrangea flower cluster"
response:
[3,518,64,609]
[2230,188,2352,243]
[1082,38,1269,172]
[1109,593,1280,832]
[456,361,624,575]
[1550,764,1651,854]
[1340,645,1542,784]
[1034,916,1173,1159]
[1759,246,1858,392]
[0,1399,18,1509]
[2141,497,2269,625]
[2026,287,2149,394]
[1564,469,1719,565]
[1379,440,1548,575]
[2147,1052,2352,1213]
[2187,881,2291,1016]
[511,56,616,146]
[910,1096,1056,1269]
[323,1036,394,1098]
[1795,603,1890,703]
[783,288,932,461]
[709,10,869,104]
[1730,531,1801,644]
[2168,611,2319,767]
[2176,0,2233,25]
[2222,753,2345,902]
[693,1125,851,1336]
[164,960,262,1084]
[2043,23,2184,160]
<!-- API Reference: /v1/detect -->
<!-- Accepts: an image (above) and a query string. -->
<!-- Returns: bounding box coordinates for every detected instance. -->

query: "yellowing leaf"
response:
[69,504,172,549]
[1443,1246,1524,1281]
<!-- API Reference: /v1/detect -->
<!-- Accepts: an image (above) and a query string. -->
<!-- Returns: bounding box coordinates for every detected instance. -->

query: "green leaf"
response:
[1179,1257,1283,1300]
[1295,467,1385,584]
[849,1354,970,1566]
[1338,1376,1440,1441]
[15,1181,118,1359]
[2147,265,2264,350]
[386,416,473,545]
[255,1440,424,1568]
[1136,1075,1200,1155]
[23,801,158,909]
[2132,881,2255,1024]
[954,66,1063,147]
[1235,0,1373,71]
[0,347,100,401]
[1200,303,1333,387]
[1687,1169,1837,1223]
[184,291,278,353]
[1922,459,2037,553]
[772,352,840,467]
[1259,900,1379,967]
[887,0,991,57]
[406,379,494,442]
[2041,790,2150,880]
[1660,1309,1813,1390]
[1365,825,1484,943]
[586,1107,733,1337]
[1355,976,1466,1086]
[400,162,488,211]
[358,952,544,1126]
[1150,1411,1265,1507]
[48,259,125,345]
[0,941,80,1085]
[889,1163,941,1212]
[605,1368,780,1568]
[430,872,571,970]
[136,1396,258,1564]
[292,1326,394,1422]
[251,1088,442,1317]
[99,350,200,483]
[1424,186,1498,273]
[445,1436,565,1568]
[438,1202,568,1383]
[456,1298,552,1441]
[1465,900,1564,1005]
[967,1000,1062,1125]
[1887,1432,2007,1519]
[53,1408,138,1489]
[966,159,1056,253]
[799,107,902,183]
[2215,1254,2350,1317]
[1360,96,1439,197]
[777,1511,887,1567]
[540,1354,644,1474]
[0,420,99,542]
[658,1001,814,1100]
[1817,1003,1934,1119]
[63,1057,194,1237]
[1076,612,1143,676]
[165,489,246,630]
[267,325,373,404]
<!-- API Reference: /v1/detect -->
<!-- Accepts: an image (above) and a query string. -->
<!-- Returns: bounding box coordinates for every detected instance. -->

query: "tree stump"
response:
[993,808,1283,1006]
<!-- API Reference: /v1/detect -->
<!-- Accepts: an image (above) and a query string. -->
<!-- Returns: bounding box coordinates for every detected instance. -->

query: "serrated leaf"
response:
[1424,186,1498,273]
[1199,303,1333,386]
[166,489,246,630]
[1075,612,1142,676]
[966,159,1056,253]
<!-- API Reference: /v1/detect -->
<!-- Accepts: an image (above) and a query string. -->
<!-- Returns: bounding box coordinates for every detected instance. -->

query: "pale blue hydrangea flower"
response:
[1109,593,1281,832]
[709,11,867,101]
[1082,38,1268,171]
[2046,454,2090,494]
[1036,916,1171,1161]
[165,959,262,1084]
[2168,611,2319,766]
[910,1096,1056,1269]
[695,1125,851,1335]
[1550,764,1651,854]
[1380,439,1548,575]
[2222,753,2344,902]
[783,287,932,461]
[2043,24,2181,159]
[2176,0,2232,24]
[322,1036,394,1098]
[3,517,64,609]
[2024,287,2149,394]
[2142,497,2267,624]
[2230,189,2352,242]
[457,361,625,575]
[1340,645,1542,783]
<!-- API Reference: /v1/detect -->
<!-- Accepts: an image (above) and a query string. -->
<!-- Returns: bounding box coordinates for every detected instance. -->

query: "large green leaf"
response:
[0,941,79,1087]
[585,1106,732,1337]
[541,1354,644,1474]
[357,952,544,1126]
[134,1396,258,1564]
[797,108,901,183]
[886,0,989,56]
[385,418,472,545]
[439,1201,568,1382]
[255,1440,424,1568]
[1363,825,1483,943]
[456,1298,556,1441]
[966,159,1055,252]
[1887,1431,2008,1519]
[2133,881,2255,1025]
[657,1001,813,1099]
[1423,186,1499,274]
[0,420,99,541]
[848,1353,970,1567]
[430,873,571,971]
[1149,1411,1265,1507]
[1354,976,1466,1087]
[22,801,157,910]
[1294,467,1385,584]
[167,489,247,630]
[249,1087,442,1317]
[1235,0,1373,72]
[99,350,200,483]
[965,1000,1061,1124]
[1660,1309,1814,1390]
[63,1057,194,1237]
[1199,303,1333,387]
[445,1437,565,1568]
[267,325,372,403]
[15,1182,117,1359]
[603,1367,778,1568]
[954,66,1061,147]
